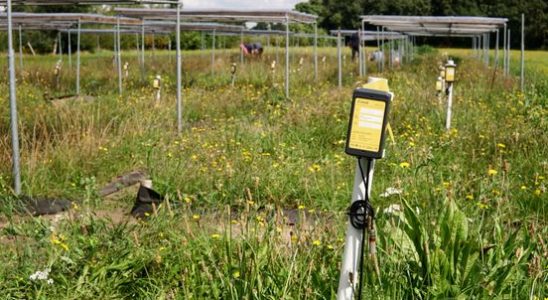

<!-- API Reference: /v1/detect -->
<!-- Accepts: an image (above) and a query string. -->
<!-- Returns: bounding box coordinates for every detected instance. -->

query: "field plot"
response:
[0,46,546,299]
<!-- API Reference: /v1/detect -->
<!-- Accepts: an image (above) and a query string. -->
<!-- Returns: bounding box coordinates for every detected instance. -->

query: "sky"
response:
[183,0,305,9]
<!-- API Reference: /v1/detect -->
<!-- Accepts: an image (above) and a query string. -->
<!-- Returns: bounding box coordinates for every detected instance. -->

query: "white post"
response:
[337,30,342,87]
[503,24,507,75]
[117,16,123,95]
[18,25,22,70]
[381,27,385,72]
[337,158,375,300]
[211,30,216,75]
[520,14,525,91]
[68,31,72,68]
[314,22,318,81]
[362,20,367,76]
[240,29,244,64]
[176,3,182,133]
[285,14,290,98]
[358,29,363,77]
[141,22,145,80]
[446,83,453,130]
[507,29,511,75]
[7,0,22,194]
[495,29,499,69]
[76,18,81,95]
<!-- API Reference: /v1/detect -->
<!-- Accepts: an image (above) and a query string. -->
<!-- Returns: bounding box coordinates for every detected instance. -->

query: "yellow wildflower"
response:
[192,214,200,221]
[298,204,305,210]
[211,234,221,239]
[399,162,410,168]
[488,169,498,176]
[465,195,474,200]
[496,143,506,149]
[232,271,240,278]
[312,240,321,246]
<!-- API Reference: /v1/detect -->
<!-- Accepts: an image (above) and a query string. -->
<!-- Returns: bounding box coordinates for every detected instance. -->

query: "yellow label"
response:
[349,98,386,152]
[446,68,455,82]
[436,80,442,91]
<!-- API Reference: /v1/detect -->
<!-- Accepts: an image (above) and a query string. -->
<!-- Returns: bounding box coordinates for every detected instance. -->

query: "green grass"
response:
[0,47,546,299]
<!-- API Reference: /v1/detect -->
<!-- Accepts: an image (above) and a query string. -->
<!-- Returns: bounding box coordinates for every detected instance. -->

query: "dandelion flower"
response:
[298,204,305,210]
[312,240,321,246]
[465,195,474,200]
[488,169,498,176]
[192,214,200,221]
[520,185,527,190]
[399,162,410,168]
[232,271,240,278]
[496,143,506,149]
[211,234,221,239]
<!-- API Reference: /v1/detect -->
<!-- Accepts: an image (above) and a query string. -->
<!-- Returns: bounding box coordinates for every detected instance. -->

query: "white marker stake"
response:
[446,82,453,130]
[337,158,374,300]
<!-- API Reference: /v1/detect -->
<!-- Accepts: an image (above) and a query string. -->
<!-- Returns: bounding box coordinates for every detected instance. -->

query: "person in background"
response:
[240,42,264,57]
[349,33,360,61]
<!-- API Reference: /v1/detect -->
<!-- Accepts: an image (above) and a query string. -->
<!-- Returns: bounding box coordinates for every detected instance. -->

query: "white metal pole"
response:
[358,29,363,77]
[117,17,122,95]
[76,18,81,95]
[337,30,342,87]
[502,23,508,75]
[381,27,385,72]
[58,32,62,58]
[446,83,453,130]
[176,3,182,133]
[18,25,22,70]
[520,14,525,91]
[285,14,290,98]
[240,29,244,64]
[362,20,366,76]
[314,22,318,81]
[507,29,511,75]
[7,0,21,195]
[68,31,72,68]
[495,29,499,69]
[337,158,375,300]
[211,30,216,75]
[141,22,145,80]
[135,33,140,67]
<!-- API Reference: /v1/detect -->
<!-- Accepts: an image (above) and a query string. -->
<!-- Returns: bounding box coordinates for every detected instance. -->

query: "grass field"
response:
[0,46,546,299]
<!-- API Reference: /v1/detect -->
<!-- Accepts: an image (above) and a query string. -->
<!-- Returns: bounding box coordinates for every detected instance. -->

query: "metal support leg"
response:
[285,14,290,98]
[117,16,122,95]
[337,30,342,88]
[7,0,21,194]
[520,14,525,91]
[211,30,216,75]
[76,18,81,95]
[176,4,182,132]
[68,31,72,68]
[18,25,22,69]
[314,22,318,81]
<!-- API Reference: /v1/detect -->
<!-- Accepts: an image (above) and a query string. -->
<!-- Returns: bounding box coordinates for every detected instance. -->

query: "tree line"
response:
[295,0,547,49]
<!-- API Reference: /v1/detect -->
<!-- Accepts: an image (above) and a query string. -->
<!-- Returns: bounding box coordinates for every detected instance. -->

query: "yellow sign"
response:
[446,68,455,82]
[349,98,386,152]
[436,80,442,91]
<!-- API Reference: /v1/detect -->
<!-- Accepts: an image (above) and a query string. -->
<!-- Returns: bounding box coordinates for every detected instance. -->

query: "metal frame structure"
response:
[361,16,511,73]
[330,29,406,86]
[114,7,319,98]
[1,0,180,195]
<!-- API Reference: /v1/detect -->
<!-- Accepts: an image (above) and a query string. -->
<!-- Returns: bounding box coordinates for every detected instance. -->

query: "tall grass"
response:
[0,47,546,298]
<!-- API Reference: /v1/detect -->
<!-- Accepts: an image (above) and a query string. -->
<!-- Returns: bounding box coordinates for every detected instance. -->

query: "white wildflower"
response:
[383,204,402,215]
[29,268,52,283]
[380,187,403,198]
